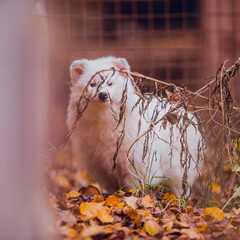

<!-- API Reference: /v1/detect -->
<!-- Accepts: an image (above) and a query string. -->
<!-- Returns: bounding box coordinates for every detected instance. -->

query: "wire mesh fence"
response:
[34,0,240,139]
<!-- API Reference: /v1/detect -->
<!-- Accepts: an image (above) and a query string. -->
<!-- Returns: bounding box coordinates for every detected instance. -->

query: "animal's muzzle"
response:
[98,91,108,101]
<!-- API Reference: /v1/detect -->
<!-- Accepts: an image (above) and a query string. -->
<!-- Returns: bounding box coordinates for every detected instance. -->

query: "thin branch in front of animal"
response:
[127,103,184,159]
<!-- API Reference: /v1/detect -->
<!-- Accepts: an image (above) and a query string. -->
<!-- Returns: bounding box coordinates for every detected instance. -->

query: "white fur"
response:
[67,56,203,196]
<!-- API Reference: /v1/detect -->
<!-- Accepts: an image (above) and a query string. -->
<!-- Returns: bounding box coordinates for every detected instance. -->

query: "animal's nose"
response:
[98,91,108,100]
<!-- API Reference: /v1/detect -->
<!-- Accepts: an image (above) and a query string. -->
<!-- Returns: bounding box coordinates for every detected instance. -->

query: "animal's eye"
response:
[90,82,96,87]
[107,82,113,86]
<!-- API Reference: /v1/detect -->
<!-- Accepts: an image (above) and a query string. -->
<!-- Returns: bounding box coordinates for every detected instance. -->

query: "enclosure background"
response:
[34,0,240,141]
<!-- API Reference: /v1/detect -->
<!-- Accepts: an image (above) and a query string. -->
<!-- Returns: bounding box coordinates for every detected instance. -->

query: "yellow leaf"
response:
[202,207,224,222]
[141,194,155,208]
[162,192,179,207]
[80,202,104,221]
[105,195,120,207]
[66,191,80,200]
[97,207,114,223]
[128,189,135,193]
[144,220,160,236]
[163,221,173,232]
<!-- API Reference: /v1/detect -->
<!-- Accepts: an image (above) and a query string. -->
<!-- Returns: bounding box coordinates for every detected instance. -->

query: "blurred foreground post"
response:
[0,1,53,239]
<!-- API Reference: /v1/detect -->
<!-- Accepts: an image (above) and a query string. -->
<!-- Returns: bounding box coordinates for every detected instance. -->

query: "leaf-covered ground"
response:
[47,151,240,240]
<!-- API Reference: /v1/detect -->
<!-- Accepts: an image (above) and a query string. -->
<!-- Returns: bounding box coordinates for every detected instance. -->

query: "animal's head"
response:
[69,56,133,106]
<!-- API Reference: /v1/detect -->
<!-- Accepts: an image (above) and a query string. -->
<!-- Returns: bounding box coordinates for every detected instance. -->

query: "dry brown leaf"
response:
[181,228,199,239]
[169,91,182,104]
[79,185,100,196]
[58,210,77,224]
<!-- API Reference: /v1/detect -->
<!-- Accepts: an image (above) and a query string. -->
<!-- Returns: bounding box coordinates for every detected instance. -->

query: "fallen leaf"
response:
[141,194,156,208]
[79,185,100,196]
[93,194,104,203]
[163,221,173,232]
[137,209,154,219]
[144,220,160,236]
[81,224,105,238]
[97,206,114,223]
[57,210,77,224]
[181,229,199,239]
[66,191,80,200]
[80,202,104,221]
[202,207,224,222]
[162,192,179,207]
[196,223,210,233]
[105,195,120,207]
[125,196,138,210]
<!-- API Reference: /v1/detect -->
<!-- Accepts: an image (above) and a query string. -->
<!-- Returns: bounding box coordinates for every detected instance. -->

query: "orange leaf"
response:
[80,202,104,221]
[97,207,114,223]
[93,194,104,203]
[105,195,120,207]
[202,207,224,222]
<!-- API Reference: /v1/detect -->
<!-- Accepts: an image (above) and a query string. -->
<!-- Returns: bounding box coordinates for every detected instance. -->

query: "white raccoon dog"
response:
[67,56,204,197]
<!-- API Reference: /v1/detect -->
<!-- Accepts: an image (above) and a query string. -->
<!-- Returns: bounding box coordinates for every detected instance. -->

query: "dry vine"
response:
[63,58,240,198]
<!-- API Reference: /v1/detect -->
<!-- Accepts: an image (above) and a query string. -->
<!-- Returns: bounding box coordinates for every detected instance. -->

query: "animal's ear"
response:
[112,58,131,72]
[70,59,88,84]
